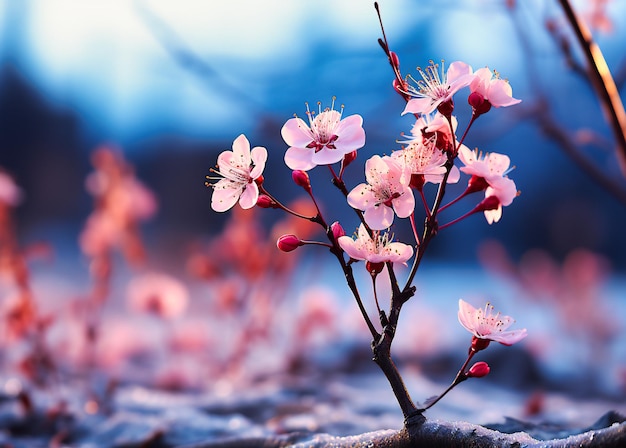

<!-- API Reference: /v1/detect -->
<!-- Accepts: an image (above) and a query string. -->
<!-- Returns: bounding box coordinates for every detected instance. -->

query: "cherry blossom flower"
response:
[127,272,189,319]
[393,138,460,187]
[209,134,267,212]
[347,155,414,230]
[402,60,473,116]
[281,100,365,171]
[457,299,527,346]
[458,146,517,223]
[338,224,413,265]
[483,178,518,224]
[468,67,521,114]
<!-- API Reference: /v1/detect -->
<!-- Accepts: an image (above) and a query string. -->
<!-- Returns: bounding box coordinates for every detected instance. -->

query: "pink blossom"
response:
[347,155,414,230]
[0,172,22,206]
[483,177,518,224]
[393,138,460,186]
[209,134,267,212]
[458,146,517,223]
[457,299,527,346]
[127,273,189,319]
[402,60,473,116]
[469,67,521,111]
[281,100,365,171]
[338,224,413,265]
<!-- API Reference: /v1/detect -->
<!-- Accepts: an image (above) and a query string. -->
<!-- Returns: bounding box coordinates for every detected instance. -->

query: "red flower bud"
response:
[277,234,303,252]
[331,221,345,239]
[292,170,311,192]
[256,194,276,208]
[467,361,490,378]
[255,175,264,186]
[468,92,492,116]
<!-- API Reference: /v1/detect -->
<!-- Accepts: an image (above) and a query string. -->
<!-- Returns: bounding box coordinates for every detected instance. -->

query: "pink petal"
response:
[457,299,478,333]
[231,134,251,163]
[312,147,346,166]
[238,183,259,209]
[484,205,503,224]
[392,190,415,219]
[347,184,377,210]
[338,235,365,260]
[364,205,394,230]
[386,242,414,263]
[447,61,473,84]
[488,79,521,107]
[493,328,528,346]
[402,97,435,116]
[284,146,315,171]
[211,184,241,212]
[333,114,366,152]
[250,146,268,178]
[281,117,315,148]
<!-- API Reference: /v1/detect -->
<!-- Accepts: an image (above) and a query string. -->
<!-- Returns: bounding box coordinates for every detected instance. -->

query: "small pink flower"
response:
[338,224,413,265]
[347,155,414,230]
[458,146,517,224]
[469,67,521,112]
[402,60,473,116]
[282,100,365,171]
[209,134,267,212]
[393,139,460,187]
[457,299,527,346]
[483,177,518,224]
[127,273,189,319]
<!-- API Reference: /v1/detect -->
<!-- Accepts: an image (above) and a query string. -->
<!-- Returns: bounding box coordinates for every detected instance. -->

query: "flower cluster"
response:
[206,57,526,413]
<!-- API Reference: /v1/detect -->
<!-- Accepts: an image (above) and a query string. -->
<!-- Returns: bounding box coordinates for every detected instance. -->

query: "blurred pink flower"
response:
[458,299,527,346]
[127,273,189,319]
[338,224,413,265]
[281,100,365,171]
[0,171,22,206]
[347,155,414,230]
[402,60,473,116]
[210,134,267,212]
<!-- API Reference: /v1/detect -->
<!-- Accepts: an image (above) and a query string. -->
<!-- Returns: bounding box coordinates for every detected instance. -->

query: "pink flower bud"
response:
[256,194,276,208]
[292,170,311,192]
[331,221,345,239]
[467,361,490,378]
[277,234,303,252]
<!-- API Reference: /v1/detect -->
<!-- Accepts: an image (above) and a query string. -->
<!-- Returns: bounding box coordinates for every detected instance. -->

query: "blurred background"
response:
[0,0,626,437]
[0,0,625,264]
